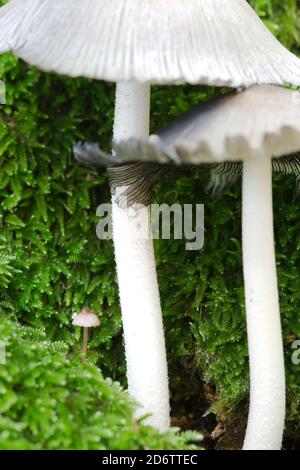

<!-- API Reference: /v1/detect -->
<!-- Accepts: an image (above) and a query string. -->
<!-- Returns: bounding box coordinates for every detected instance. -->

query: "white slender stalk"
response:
[112,81,170,431]
[242,157,285,450]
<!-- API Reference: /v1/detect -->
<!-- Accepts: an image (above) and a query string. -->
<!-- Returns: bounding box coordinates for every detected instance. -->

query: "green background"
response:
[0,0,299,449]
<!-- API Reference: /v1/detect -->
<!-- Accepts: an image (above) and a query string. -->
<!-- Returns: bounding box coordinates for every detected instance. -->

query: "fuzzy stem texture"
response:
[242,157,285,450]
[112,81,170,431]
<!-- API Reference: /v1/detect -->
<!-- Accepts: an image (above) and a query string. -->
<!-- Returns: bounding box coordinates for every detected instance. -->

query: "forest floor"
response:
[171,383,300,450]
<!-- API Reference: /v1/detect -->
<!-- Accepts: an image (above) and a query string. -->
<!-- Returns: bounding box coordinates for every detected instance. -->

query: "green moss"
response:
[0,0,300,446]
[0,319,201,450]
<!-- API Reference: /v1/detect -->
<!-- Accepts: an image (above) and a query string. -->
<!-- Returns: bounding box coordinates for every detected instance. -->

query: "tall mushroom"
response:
[2,0,300,433]
[97,85,300,450]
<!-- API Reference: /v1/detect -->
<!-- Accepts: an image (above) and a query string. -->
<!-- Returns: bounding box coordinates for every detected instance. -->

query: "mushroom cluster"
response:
[1,0,300,449]
[99,84,300,449]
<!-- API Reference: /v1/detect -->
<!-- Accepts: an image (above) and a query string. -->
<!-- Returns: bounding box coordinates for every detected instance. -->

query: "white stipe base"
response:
[112,81,170,431]
[242,157,285,450]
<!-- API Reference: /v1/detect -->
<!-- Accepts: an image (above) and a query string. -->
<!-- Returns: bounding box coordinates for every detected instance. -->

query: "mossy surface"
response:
[0,0,299,448]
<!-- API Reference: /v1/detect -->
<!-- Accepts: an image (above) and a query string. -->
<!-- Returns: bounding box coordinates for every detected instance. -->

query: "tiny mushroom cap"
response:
[72,307,100,328]
[110,85,300,165]
[1,0,300,87]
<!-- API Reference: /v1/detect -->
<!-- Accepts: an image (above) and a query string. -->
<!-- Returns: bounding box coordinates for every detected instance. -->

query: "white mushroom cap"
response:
[112,85,300,164]
[72,307,100,327]
[1,0,300,87]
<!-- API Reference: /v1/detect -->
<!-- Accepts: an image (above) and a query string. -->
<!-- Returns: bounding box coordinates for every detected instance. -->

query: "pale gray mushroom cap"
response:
[1,0,300,87]
[111,85,300,165]
[72,307,100,327]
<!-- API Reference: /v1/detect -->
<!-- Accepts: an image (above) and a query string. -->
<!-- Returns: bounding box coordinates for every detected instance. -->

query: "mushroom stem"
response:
[242,157,285,450]
[111,81,170,431]
[82,327,89,362]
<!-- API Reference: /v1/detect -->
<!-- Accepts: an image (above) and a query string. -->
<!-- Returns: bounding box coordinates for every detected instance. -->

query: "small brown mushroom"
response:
[72,307,100,361]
